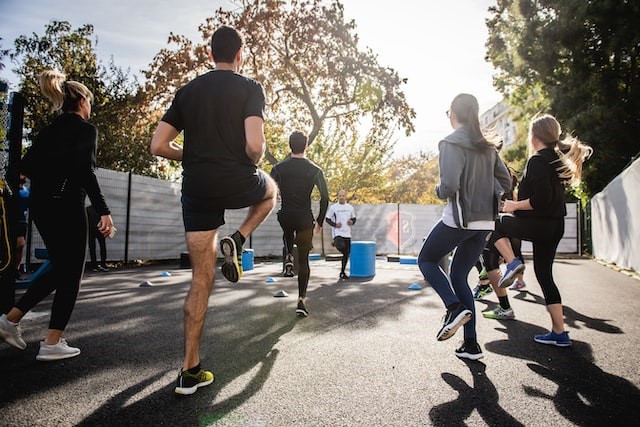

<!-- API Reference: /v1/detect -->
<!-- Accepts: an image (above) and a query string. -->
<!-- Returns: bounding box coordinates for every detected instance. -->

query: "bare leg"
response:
[6,307,24,323]
[237,177,277,239]
[183,229,217,371]
[547,303,565,333]
[494,237,517,263]
[487,269,507,298]
[44,329,64,345]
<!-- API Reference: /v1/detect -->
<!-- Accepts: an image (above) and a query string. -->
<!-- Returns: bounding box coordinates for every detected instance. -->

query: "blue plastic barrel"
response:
[242,249,254,271]
[350,241,376,277]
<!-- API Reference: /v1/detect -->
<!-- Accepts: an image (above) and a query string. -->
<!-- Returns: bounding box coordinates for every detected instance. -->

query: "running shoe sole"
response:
[296,308,309,317]
[455,350,485,360]
[436,309,472,341]
[220,237,241,283]
[499,263,526,288]
[36,350,81,361]
[175,373,215,395]
[533,336,572,347]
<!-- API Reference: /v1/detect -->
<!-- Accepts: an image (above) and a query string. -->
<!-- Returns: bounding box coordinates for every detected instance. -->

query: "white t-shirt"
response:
[326,202,356,238]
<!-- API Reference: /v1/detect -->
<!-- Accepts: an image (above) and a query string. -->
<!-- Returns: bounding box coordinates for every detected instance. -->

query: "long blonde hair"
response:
[38,69,93,112]
[529,114,593,185]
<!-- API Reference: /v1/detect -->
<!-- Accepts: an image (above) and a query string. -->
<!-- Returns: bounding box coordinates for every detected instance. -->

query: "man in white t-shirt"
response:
[325,190,356,279]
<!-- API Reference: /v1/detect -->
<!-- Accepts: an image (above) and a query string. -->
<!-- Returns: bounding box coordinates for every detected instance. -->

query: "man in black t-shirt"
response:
[270,131,329,317]
[150,25,277,396]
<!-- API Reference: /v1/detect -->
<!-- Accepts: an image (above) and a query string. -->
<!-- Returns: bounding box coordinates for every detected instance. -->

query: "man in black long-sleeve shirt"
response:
[270,131,329,317]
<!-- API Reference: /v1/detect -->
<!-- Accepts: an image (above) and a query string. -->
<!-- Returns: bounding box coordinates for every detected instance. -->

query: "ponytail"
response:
[38,69,93,113]
[450,93,499,149]
[530,114,593,185]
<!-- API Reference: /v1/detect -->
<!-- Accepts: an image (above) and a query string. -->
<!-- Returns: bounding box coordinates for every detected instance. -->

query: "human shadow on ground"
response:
[484,319,640,425]
[511,290,623,334]
[429,360,525,426]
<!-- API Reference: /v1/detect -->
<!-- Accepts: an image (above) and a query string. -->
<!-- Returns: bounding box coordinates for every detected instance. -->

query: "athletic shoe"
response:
[296,301,309,317]
[339,272,349,280]
[97,265,109,272]
[499,259,525,288]
[455,341,484,360]
[436,304,472,341]
[472,285,493,300]
[0,314,27,350]
[36,339,81,361]
[509,279,526,290]
[482,307,516,320]
[283,254,294,277]
[220,235,242,283]
[175,368,215,395]
[534,330,571,347]
[478,267,489,281]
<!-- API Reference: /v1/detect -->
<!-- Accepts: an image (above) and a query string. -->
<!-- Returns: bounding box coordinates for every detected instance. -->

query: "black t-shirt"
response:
[516,148,567,219]
[161,70,266,198]
[270,157,329,224]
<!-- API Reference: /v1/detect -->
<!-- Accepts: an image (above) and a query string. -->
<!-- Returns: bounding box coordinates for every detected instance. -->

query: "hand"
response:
[502,200,517,214]
[336,222,342,228]
[314,224,322,234]
[97,214,115,238]
[347,219,353,226]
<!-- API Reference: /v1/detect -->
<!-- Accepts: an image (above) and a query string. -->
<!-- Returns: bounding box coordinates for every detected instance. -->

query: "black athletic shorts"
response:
[182,169,269,232]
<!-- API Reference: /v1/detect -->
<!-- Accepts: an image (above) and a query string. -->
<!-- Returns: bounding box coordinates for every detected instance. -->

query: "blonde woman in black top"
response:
[490,114,592,347]
[0,70,114,361]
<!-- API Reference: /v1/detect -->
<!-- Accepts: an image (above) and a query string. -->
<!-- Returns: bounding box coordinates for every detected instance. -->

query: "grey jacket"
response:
[436,126,512,228]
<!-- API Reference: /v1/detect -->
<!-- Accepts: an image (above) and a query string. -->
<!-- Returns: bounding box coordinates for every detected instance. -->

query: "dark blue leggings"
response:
[418,221,490,340]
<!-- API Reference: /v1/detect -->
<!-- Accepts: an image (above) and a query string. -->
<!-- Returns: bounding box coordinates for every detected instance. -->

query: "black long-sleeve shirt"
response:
[516,148,566,219]
[21,113,110,215]
[270,156,329,224]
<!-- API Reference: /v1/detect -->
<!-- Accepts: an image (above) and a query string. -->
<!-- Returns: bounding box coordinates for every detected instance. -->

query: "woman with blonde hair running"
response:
[491,113,592,347]
[0,70,114,360]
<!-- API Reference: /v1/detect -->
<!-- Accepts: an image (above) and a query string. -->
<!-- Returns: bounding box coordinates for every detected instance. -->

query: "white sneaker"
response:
[36,338,81,361]
[0,314,27,350]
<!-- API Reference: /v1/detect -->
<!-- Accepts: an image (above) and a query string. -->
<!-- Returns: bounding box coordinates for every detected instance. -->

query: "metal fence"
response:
[25,168,581,265]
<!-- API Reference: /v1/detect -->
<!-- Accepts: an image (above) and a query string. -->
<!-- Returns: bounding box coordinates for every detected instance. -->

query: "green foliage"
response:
[144,0,415,202]
[9,21,157,175]
[486,0,640,196]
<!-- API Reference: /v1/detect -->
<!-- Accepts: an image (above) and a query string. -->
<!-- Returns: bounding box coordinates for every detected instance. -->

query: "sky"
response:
[0,0,502,156]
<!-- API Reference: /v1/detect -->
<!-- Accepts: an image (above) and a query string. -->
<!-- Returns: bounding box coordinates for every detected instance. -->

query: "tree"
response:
[486,0,640,196]
[384,152,443,205]
[144,0,415,201]
[9,21,157,175]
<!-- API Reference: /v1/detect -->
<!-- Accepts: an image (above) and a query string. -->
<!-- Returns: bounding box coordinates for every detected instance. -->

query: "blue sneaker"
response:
[534,330,571,347]
[499,259,525,288]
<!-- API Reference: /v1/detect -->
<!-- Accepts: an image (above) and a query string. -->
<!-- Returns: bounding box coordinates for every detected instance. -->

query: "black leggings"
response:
[334,236,351,274]
[16,199,87,330]
[278,211,313,298]
[490,215,564,305]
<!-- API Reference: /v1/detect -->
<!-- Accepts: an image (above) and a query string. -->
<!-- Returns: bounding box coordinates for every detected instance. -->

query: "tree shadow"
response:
[484,320,640,425]
[429,360,524,426]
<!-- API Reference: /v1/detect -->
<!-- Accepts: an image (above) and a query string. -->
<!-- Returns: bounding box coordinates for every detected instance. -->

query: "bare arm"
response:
[502,198,533,213]
[150,121,182,161]
[244,116,266,164]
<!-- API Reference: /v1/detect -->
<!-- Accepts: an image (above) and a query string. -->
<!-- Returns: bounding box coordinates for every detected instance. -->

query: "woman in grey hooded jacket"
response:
[418,93,512,360]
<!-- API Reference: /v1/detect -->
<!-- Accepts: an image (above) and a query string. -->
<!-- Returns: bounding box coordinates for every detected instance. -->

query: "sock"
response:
[232,230,246,245]
[187,364,201,375]
[498,295,511,310]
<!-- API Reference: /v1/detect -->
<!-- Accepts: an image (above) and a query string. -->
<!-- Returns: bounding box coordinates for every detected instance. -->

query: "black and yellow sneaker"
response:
[175,368,214,395]
[220,234,242,283]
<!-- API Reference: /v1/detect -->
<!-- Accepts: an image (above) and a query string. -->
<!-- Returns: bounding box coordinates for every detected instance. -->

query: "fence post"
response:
[124,171,132,264]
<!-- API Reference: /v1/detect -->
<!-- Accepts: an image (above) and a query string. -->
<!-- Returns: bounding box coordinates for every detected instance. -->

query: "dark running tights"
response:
[282,227,312,299]
[490,215,564,305]
[418,221,490,341]
[16,200,87,330]
[334,236,351,274]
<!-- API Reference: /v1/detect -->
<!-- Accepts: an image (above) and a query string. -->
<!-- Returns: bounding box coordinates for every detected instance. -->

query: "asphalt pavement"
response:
[1,255,639,426]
